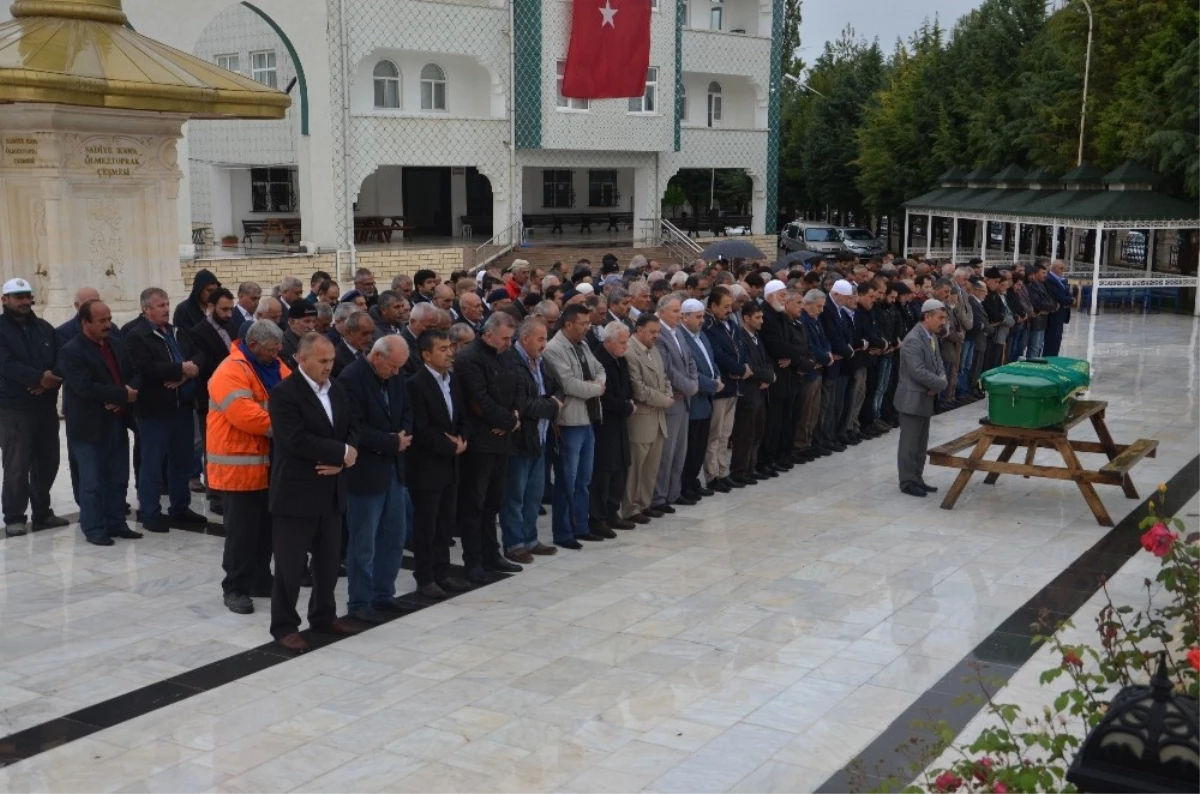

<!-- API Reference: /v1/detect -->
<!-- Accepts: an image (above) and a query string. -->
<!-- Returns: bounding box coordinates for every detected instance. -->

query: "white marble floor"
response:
[0,312,1196,792]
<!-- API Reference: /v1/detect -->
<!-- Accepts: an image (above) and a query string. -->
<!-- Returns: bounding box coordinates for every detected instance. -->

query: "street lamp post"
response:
[1077,0,1094,166]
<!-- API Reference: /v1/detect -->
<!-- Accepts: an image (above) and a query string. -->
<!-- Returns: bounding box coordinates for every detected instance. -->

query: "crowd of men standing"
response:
[0,250,1075,651]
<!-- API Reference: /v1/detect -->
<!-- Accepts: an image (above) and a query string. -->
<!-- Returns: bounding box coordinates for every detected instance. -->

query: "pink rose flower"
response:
[1188,647,1200,672]
[1140,522,1178,557]
[1062,650,1083,669]
[994,784,1008,794]
[972,757,994,782]
[934,772,963,793]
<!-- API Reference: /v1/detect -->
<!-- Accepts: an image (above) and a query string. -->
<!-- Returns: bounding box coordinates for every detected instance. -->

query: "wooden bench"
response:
[262,218,301,244]
[927,399,1159,526]
[522,213,597,234]
[241,219,266,244]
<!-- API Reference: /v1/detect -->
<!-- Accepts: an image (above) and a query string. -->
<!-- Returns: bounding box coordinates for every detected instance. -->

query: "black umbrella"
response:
[775,250,821,269]
[698,239,767,261]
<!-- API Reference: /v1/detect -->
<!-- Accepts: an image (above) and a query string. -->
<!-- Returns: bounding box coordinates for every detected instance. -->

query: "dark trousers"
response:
[815,375,838,444]
[410,483,455,586]
[0,406,60,526]
[882,353,901,421]
[136,411,192,521]
[457,452,508,571]
[731,401,765,477]
[1045,313,1066,357]
[74,420,130,541]
[68,444,80,506]
[969,337,989,386]
[222,489,273,596]
[897,412,931,488]
[590,466,626,523]
[819,375,848,443]
[860,361,881,426]
[760,385,793,466]
[681,416,712,493]
[270,513,341,639]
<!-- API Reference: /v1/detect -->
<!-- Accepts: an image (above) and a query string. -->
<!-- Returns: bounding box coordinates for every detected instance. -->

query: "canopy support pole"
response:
[903,209,910,258]
[926,213,933,258]
[1051,222,1059,261]
[950,215,958,264]
[1146,229,1155,276]
[1089,222,1103,316]
[1013,222,1021,264]
[980,216,988,260]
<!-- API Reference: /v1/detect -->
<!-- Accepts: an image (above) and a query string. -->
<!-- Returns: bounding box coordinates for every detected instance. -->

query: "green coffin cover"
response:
[981,357,1091,400]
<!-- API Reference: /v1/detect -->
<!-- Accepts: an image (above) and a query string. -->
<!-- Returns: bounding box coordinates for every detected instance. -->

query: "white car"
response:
[724,225,750,236]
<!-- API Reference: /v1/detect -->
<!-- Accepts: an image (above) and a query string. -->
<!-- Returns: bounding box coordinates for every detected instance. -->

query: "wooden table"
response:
[926,399,1158,526]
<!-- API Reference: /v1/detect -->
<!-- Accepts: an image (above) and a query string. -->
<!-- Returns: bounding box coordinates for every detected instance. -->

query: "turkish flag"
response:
[562,0,652,99]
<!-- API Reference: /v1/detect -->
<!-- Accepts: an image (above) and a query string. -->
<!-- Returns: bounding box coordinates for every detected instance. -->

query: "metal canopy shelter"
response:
[900,162,1200,317]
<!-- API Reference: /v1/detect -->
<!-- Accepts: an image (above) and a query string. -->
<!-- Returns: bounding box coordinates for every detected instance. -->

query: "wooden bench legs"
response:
[940,435,993,511]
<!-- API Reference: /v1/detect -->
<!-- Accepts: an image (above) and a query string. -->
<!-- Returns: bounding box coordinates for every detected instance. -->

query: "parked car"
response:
[724,224,750,236]
[779,222,845,255]
[837,227,885,258]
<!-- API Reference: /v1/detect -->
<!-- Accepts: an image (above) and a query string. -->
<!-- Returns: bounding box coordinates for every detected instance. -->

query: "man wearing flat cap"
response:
[896,299,949,498]
[280,300,318,372]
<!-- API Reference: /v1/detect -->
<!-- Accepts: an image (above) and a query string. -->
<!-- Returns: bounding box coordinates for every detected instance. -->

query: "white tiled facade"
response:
[103,0,777,252]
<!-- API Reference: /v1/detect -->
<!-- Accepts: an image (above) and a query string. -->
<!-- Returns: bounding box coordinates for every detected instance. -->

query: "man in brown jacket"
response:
[621,313,674,524]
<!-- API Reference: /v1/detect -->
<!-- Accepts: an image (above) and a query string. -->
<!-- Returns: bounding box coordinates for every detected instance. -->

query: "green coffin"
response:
[980,357,1092,428]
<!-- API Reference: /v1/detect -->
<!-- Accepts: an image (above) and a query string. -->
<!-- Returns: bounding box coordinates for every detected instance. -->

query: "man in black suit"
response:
[453,313,524,584]
[730,301,775,485]
[589,321,635,533]
[333,310,373,379]
[340,336,414,624]
[58,300,142,546]
[407,330,473,599]
[56,286,101,507]
[267,333,362,652]
[190,287,237,513]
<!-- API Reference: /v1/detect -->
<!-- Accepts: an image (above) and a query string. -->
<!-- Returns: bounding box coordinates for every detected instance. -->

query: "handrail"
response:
[661,218,703,255]
[470,219,525,272]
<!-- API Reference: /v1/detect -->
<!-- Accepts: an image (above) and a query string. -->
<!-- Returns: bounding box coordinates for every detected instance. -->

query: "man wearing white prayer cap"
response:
[651,293,698,513]
[677,298,722,501]
[895,298,948,498]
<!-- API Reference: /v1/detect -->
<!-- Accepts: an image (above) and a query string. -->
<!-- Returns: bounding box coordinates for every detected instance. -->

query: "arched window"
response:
[420,63,447,111]
[373,60,400,109]
[707,81,722,127]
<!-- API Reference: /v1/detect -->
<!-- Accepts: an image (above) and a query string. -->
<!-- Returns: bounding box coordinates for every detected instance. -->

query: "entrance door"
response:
[465,167,494,236]
[401,167,452,237]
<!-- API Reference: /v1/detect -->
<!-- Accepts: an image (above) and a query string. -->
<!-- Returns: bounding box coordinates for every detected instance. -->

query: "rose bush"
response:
[860,484,1198,793]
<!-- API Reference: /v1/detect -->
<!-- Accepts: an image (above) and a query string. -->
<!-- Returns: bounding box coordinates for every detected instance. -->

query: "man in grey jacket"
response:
[651,294,698,513]
[543,304,607,549]
[896,299,949,498]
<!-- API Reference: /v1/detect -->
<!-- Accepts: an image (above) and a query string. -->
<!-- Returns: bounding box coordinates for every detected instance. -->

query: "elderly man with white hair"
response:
[678,298,722,500]
[339,334,414,623]
[589,321,636,534]
[651,293,698,511]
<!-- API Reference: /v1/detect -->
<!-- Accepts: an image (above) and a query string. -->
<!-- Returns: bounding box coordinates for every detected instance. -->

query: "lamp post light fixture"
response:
[1076,0,1094,167]
[1066,654,1199,793]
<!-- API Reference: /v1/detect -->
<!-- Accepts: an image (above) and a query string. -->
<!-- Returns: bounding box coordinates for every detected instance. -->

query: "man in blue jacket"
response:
[0,278,68,536]
[797,290,832,462]
[702,287,742,493]
[679,298,722,502]
[1044,261,1073,357]
[817,277,854,453]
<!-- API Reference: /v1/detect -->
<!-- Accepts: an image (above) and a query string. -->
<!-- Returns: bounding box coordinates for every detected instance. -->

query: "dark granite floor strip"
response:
[816,454,1199,794]
[0,560,507,768]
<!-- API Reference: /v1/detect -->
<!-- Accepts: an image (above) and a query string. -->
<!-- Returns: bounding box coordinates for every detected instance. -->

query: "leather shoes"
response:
[276,632,309,653]
[373,596,410,612]
[505,549,535,564]
[529,543,558,555]
[485,558,523,574]
[168,509,207,527]
[727,477,747,488]
[111,527,143,539]
[325,618,362,636]
[31,514,69,531]
[590,520,610,535]
[697,486,715,497]
[86,535,115,546]
[556,539,583,550]
[350,607,387,625]
[417,583,448,599]
[644,507,665,518]
[628,513,651,525]
[577,532,604,542]
[224,592,253,614]
[710,480,731,493]
[141,517,169,533]
[919,482,939,493]
[674,496,698,506]
[900,482,928,498]
[653,504,676,514]
[465,567,492,585]
[439,577,474,592]
[594,525,617,539]
[610,517,637,530]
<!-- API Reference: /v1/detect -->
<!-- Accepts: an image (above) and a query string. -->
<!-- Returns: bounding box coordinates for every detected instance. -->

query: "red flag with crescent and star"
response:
[561,0,652,98]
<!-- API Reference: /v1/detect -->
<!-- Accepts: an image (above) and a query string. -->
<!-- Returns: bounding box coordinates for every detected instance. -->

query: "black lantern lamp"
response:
[1066,654,1199,792]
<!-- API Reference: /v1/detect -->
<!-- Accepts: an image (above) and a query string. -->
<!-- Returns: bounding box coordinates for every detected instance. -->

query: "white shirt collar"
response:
[425,364,450,383]
[298,368,331,396]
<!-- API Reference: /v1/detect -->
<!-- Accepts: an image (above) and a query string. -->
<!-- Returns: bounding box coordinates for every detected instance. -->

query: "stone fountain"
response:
[0,0,289,323]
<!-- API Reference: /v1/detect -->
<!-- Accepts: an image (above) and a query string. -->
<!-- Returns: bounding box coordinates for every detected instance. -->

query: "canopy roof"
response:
[904,161,1199,226]
[0,0,290,119]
